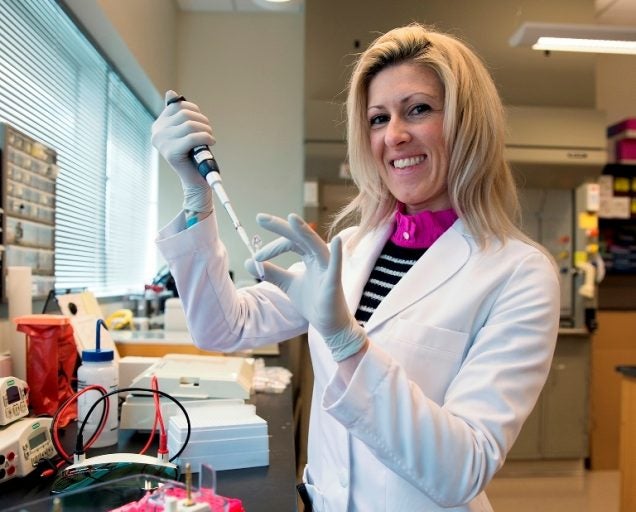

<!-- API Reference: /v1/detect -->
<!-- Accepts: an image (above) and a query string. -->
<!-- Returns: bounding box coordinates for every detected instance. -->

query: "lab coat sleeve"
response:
[156,211,308,352]
[322,250,560,507]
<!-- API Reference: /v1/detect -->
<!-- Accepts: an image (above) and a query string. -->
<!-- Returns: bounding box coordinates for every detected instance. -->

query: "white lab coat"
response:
[156,211,560,512]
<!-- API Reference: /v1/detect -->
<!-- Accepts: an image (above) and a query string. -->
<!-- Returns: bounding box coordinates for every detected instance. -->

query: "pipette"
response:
[206,171,265,280]
[167,95,265,280]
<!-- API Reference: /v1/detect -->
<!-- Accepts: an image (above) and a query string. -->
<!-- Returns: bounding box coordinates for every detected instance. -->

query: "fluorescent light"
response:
[251,0,302,11]
[510,22,636,55]
[533,37,636,54]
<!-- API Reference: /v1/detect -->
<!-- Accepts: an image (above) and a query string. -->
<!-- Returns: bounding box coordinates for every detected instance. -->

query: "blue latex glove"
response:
[247,213,367,362]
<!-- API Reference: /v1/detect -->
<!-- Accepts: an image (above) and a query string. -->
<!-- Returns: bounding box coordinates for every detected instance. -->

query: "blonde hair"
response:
[332,23,528,249]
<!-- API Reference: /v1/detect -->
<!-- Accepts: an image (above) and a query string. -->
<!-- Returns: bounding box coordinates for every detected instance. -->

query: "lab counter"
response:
[557,327,590,337]
[616,366,636,512]
[0,350,298,512]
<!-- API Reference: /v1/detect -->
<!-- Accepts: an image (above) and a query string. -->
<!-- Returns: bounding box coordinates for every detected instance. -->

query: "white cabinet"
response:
[508,333,590,460]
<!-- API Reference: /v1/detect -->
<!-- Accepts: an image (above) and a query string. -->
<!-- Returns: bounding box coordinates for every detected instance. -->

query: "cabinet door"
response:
[507,393,543,459]
[541,338,590,458]
[507,336,590,460]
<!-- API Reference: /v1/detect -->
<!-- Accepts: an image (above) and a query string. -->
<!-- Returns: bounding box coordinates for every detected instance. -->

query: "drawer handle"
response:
[566,152,589,159]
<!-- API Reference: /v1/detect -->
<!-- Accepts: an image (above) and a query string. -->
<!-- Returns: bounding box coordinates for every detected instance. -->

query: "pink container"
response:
[616,138,636,164]
[608,118,636,139]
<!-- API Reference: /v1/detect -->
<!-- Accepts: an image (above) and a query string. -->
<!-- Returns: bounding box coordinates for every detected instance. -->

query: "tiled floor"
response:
[486,470,620,512]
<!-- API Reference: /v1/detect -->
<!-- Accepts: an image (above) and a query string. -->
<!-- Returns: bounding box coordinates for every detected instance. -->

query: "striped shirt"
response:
[354,240,426,327]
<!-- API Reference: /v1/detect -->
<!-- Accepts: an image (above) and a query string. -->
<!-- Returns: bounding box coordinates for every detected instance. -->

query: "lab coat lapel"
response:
[364,220,472,334]
[341,223,393,314]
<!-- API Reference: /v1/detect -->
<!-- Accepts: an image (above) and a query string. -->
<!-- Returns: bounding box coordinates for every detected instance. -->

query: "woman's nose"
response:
[385,118,411,146]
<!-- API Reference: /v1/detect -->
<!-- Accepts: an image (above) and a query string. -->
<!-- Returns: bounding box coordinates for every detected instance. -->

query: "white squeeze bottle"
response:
[77,319,118,448]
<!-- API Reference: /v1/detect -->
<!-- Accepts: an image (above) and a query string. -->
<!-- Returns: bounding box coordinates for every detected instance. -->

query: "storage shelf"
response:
[0,123,57,301]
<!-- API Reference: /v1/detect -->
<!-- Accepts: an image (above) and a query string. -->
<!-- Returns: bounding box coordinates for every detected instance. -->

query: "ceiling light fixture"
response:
[252,0,302,11]
[509,22,636,55]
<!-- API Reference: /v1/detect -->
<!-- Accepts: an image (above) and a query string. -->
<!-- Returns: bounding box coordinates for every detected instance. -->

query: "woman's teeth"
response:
[393,155,424,169]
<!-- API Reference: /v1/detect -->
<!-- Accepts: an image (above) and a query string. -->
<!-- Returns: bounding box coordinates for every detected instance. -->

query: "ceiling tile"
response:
[596,0,636,24]
[177,0,303,13]
[177,0,236,12]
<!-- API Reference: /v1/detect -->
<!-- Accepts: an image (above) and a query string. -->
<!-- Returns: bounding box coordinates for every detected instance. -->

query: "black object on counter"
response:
[616,365,636,377]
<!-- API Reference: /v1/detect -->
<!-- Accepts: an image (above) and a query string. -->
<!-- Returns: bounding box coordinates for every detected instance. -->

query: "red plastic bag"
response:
[14,314,78,427]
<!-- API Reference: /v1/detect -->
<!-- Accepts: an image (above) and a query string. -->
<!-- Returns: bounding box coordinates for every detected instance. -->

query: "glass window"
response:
[0,0,157,297]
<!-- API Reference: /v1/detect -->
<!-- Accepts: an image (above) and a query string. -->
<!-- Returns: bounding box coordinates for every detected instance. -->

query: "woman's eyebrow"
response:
[368,92,439,112]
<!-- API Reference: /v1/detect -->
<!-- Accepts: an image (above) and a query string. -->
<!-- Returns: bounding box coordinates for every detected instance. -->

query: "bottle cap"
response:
[81,348,114,362]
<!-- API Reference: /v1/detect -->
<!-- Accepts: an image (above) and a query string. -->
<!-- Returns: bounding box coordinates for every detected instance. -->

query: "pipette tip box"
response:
[168,405,269,472]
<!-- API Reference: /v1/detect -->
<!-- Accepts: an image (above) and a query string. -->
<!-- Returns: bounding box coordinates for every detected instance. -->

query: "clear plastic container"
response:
[5,465,230,512]
[77,319,118,448]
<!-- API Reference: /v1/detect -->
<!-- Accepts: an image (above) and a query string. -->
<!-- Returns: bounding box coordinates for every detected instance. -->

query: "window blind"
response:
[0,0,157,297]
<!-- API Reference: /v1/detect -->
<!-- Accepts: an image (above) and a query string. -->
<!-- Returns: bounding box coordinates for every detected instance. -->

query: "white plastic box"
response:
[168,405,269,472]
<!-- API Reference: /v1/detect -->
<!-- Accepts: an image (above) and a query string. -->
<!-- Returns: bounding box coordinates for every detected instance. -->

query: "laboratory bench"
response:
[616,365,636,512]
[0,351,299,512]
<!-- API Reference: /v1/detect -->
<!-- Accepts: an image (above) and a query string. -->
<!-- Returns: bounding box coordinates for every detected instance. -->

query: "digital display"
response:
[29,431,47,450]
[6,385,20,404]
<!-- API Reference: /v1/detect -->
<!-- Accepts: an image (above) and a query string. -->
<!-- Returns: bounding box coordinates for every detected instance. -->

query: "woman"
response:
[153,23,559,512]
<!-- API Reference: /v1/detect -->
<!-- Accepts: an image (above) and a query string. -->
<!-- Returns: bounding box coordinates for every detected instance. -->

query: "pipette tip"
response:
[254,260,266,281]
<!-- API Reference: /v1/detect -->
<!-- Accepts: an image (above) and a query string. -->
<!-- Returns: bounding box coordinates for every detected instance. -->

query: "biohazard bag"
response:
[14,314,78,427]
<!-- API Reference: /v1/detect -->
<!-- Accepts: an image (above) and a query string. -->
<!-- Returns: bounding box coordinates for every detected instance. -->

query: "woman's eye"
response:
[411,103,432,116]
[369,114,389,126]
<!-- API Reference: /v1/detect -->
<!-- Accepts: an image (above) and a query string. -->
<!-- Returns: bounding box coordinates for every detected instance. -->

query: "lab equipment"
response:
[50,453,179,494]
[15,467,237,512]
[168,404,269,472]
[0,376,29,426]
[120,396,244,432]
[56,290,103,318]
[164,297,188,332]
[51,382,191,503]
[206,171,266,280]
[108,464,234,512]
[165,95,220,178]
[130,353,254,400]
[0,417,55,482]
[77,319,118,447]
[118,356,161,389]
[166,95,265,280]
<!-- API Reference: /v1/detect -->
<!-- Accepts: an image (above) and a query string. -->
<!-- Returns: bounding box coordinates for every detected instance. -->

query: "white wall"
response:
[60,2,304,282]
[90,4,305,283]
[175,11,305,283]
[595,57,636,125]
[305,0,598,109]
[96,0,178,97]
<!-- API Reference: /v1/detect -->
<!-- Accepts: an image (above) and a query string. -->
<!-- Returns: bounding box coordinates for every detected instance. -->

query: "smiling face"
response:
[367,62,450,214]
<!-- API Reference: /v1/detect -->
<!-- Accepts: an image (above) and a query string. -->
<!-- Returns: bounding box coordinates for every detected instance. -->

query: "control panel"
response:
[0,417,54,482]
[0,377,29,426]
